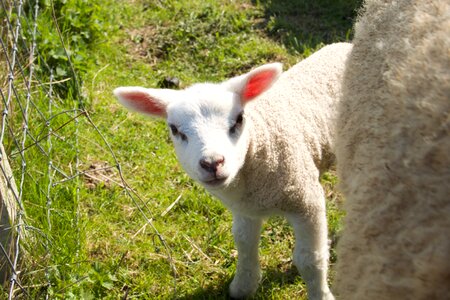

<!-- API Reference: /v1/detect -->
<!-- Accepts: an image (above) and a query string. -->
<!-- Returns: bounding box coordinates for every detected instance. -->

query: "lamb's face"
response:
[114,62,282,190]
[166,84,249,189]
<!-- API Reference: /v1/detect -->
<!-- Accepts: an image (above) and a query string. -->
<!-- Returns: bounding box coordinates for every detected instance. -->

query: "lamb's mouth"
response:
[203,177,228,187]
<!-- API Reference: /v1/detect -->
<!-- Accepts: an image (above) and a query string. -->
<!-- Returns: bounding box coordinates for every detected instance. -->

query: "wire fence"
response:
[0,0,175,298]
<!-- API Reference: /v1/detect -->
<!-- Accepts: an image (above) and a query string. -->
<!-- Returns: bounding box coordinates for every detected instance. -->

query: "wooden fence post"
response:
[0,144,19,285]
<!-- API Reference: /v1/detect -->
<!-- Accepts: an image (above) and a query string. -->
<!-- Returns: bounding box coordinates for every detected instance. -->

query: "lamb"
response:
[335,0,450,299]
[114,42,353,299]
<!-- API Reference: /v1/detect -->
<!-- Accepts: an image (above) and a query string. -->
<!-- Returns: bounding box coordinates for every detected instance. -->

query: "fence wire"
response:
[0,0,176,298]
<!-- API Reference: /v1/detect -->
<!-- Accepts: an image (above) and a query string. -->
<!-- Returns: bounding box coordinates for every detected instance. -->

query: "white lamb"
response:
[335,0,450,299]
[114,42,352,299]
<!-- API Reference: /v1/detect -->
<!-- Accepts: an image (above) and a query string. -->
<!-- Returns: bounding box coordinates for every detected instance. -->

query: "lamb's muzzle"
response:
[199,155,225,174]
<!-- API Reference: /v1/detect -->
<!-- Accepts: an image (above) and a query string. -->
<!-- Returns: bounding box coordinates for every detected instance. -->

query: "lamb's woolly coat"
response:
[220,43,352,216]
[115,42,352,299]
[335,0,450,299]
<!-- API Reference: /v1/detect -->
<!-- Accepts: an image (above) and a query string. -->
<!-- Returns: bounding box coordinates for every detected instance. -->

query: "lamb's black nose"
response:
[199,156,225,173]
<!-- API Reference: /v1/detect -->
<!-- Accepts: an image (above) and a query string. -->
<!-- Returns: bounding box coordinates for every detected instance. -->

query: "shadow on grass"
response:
[255,0,363,55]
[175,277,231,300]
[176,265,303,299]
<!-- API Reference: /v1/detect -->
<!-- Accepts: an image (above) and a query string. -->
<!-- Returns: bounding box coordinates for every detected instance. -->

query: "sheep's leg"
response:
[286,194,334,300]
[229,213,262,299]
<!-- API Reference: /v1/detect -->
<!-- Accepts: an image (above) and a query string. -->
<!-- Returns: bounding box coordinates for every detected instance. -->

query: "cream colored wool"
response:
[335,0,450,299]
[228,42,352,216]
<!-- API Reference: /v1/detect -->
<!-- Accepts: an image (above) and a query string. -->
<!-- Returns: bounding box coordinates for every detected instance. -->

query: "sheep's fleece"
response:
[114,42,352,299]
[335,0,450,299]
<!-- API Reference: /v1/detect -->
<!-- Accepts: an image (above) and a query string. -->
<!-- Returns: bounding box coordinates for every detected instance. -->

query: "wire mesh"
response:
[0,0,176,298]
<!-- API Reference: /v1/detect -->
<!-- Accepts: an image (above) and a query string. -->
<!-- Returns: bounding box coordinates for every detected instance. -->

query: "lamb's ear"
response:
[113,86,179,118]
[223,63,282,104]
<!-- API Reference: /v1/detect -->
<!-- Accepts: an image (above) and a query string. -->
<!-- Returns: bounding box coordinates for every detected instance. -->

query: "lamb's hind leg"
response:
[229,213,262,299]
[286,188,334,300]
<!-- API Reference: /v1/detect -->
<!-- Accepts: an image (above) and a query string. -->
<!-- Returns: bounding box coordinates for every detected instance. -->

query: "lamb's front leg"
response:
[286,190,334,300]
[229,213,262,299]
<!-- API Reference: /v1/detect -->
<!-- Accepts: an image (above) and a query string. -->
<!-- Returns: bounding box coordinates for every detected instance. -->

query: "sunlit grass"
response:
[7,0,361,298]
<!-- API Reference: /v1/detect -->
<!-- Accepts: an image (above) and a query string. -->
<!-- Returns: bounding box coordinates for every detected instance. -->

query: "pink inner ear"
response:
[242,70,276,102]
[122,92,165,116]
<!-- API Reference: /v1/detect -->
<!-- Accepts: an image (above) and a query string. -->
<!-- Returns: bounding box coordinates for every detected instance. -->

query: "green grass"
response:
[2,0,360,298]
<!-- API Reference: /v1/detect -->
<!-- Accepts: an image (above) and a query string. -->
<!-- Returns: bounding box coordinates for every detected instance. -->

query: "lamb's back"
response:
[236,43,352,215]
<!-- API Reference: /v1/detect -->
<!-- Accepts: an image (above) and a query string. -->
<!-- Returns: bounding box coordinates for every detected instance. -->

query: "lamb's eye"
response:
[169,124,188,142]
[169,124,178,135]
[236,112,243,125]
[229,112,244,135]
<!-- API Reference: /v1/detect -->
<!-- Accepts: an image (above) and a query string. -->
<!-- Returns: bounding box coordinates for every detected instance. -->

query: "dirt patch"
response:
[83,161,120,190]
[123,26,163,66]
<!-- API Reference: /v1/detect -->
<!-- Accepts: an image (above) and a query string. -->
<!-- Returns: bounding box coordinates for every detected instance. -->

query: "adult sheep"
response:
[114,42,353,299]
[335,0,450,299]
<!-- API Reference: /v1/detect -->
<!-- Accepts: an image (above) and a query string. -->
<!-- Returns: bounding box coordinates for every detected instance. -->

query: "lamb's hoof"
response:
[229,276,259,299]
[229,283,257,299]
